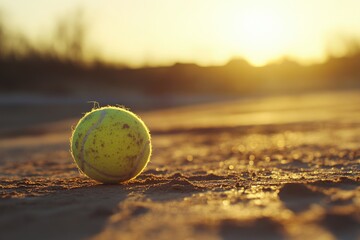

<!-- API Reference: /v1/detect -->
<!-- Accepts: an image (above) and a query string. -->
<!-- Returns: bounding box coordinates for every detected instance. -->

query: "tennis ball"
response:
[70,106,151,183]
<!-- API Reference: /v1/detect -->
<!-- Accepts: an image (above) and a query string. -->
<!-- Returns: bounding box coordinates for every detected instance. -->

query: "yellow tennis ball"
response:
[70,106,151,183]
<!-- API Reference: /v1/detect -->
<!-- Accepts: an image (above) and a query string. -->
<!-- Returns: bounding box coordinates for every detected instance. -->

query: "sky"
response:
[1,0,360,67]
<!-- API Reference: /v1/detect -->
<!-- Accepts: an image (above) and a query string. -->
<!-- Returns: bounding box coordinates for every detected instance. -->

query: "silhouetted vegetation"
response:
[1,9,360,101]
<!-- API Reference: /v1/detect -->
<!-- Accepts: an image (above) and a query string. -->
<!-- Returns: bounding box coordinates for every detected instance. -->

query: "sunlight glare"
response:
[220,6,291,66]
[241,9,283,45]
[2,0,360,67]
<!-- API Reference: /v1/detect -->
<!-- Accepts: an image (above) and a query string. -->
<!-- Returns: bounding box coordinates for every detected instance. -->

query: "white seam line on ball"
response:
[79,110,107,170]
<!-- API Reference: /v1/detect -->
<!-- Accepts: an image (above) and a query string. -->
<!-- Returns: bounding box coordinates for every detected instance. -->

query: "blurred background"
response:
[0,0,360,134]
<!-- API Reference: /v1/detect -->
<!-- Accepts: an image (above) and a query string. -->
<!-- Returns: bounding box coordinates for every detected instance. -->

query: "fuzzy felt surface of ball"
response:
[70,106,151,183]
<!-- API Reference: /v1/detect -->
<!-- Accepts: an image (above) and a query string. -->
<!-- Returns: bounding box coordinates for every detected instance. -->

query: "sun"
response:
[219,7,290,66]
[241,9,283,44]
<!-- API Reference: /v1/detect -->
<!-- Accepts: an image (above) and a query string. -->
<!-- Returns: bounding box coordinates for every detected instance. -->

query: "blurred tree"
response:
[0,10,8,59]
[52,9,86,62]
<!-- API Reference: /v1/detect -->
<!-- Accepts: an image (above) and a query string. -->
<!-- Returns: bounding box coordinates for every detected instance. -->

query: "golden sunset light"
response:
[1,0,360,67]
[217,4,291,66]
[1,1,360,239]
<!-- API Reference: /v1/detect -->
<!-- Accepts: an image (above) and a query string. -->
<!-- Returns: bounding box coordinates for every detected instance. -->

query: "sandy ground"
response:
[0,90,359,240]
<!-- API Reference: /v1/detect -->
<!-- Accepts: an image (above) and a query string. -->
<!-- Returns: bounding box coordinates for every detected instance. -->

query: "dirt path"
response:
[1,90,359,240]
